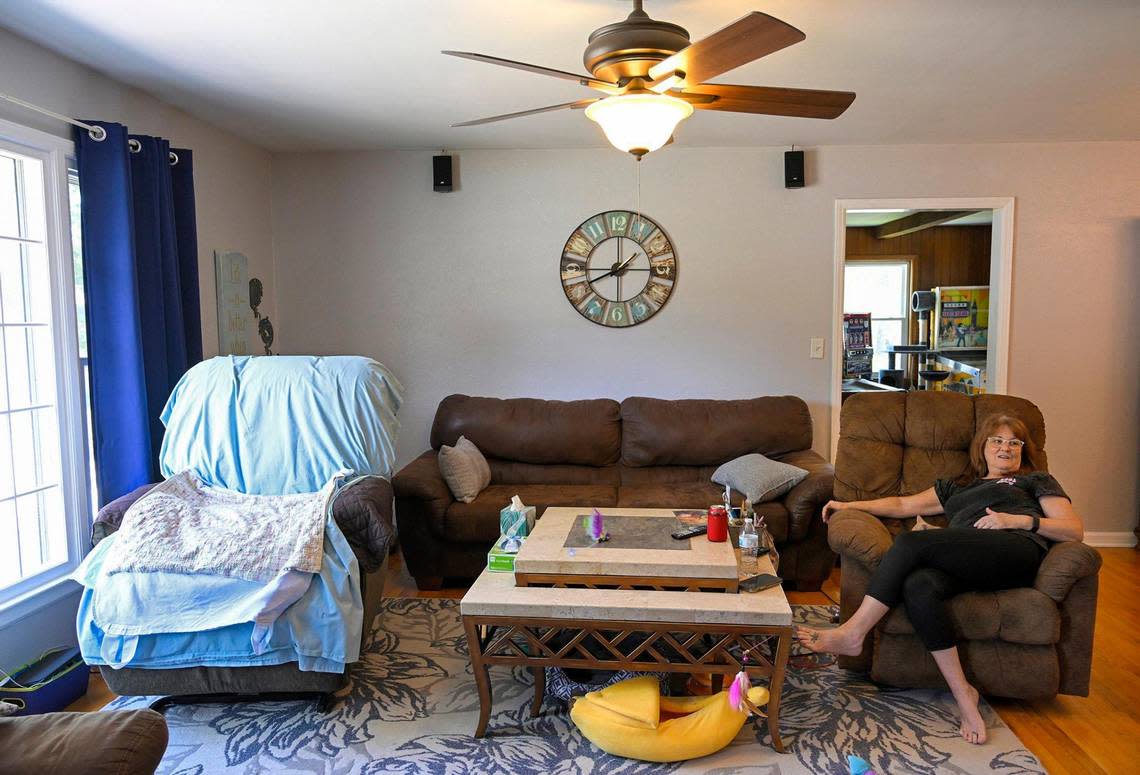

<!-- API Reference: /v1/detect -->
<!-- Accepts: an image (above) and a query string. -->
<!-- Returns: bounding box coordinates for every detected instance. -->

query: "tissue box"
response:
[499,505,536,538]
[487,539,523,572]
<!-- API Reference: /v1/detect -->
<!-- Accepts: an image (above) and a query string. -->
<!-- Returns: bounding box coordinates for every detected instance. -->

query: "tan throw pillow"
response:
[438,435,491,503]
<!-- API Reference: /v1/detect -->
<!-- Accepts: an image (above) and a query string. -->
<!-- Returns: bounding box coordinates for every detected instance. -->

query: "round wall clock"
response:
[560,210,677,327]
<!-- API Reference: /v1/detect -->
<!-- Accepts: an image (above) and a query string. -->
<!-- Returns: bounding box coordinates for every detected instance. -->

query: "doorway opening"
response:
[830,198,1015,457]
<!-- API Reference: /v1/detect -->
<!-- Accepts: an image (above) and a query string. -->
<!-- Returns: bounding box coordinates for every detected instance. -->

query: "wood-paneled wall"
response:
[846,224,992,294]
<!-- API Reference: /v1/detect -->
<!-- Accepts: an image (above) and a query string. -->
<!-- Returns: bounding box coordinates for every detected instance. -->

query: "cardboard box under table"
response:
[512,507,740,592]
[459,508,794,751]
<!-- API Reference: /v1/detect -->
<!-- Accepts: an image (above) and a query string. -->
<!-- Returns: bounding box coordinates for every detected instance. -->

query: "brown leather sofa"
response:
[393,394,835,590]
[0,710,168,774]
[829,391,1101,699]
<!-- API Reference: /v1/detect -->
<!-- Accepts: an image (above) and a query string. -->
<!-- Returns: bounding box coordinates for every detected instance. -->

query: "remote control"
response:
[671,524,708,540]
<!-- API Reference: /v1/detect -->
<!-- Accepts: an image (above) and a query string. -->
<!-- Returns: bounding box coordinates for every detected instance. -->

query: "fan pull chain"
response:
[634,156,641,230]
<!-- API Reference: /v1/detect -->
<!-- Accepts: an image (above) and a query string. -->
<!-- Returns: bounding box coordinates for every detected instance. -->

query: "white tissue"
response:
[511,495,527,511]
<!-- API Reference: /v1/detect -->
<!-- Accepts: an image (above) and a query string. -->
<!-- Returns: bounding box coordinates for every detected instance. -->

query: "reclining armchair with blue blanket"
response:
[84,355,403,699]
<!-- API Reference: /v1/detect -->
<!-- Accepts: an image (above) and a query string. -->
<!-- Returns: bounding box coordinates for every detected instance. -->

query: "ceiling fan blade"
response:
[443,50,619,93]
[684,84,855,119]
[649,12,805,86]
[451,99,599,127]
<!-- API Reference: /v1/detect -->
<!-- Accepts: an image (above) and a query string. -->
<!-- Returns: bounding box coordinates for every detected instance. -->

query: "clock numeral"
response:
[628,217,653,242]
[565,232,592,258]
[564,280,590,305]
[610,305,625,323]
[644,280,672,306]
[582,295,605,321]
[644,231,672,258]
[583,218,606,242]
[607,212,629,234]
[651,257,675,278]
[630,296,653,322]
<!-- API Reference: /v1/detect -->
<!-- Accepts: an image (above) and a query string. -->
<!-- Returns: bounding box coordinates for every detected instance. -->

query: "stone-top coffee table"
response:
[513,507,740,592]
[460,507,793,752]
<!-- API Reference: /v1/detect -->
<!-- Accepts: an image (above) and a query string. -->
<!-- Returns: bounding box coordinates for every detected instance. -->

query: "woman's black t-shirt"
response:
[933,472,1069,552]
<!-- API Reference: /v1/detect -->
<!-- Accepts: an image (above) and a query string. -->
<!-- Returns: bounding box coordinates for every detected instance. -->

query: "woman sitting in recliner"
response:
[795,414,1084,745]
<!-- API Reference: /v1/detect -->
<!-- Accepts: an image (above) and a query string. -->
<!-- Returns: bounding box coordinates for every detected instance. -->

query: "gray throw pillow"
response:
[438,435,491,503]
[711,453,809,503]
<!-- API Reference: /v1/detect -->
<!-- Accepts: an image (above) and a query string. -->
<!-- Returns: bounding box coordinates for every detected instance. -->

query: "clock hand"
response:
[590,252,641,283]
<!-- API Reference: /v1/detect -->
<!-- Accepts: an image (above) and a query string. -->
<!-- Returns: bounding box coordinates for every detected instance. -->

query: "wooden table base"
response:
[461,613,792,752]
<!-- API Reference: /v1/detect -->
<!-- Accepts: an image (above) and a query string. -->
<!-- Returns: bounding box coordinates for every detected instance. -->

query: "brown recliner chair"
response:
[828,391,1101,699]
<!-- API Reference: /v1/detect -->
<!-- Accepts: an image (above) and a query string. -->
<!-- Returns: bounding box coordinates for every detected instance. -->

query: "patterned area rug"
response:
[107,600,1046,774]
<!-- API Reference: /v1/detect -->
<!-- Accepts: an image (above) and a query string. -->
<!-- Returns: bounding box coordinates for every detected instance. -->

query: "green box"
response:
[487,543,519,573]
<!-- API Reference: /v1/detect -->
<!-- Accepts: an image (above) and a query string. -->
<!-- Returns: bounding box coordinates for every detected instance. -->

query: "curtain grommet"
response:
[88,125,107,142]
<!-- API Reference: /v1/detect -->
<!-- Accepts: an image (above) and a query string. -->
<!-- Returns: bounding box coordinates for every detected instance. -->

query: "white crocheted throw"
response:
[102,471,340,583]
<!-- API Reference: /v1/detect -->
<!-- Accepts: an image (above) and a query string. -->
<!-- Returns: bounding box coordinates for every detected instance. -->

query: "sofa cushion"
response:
[431,395,621,466]
[711,453,809,504]
[618,464,717,486]
[881,587,1060,645]
[489,460,621,487]
[0,710,169,775]
[442,484,619,543]
[620,396,812,467]
[438,436,491,503]
[616,482,728,510]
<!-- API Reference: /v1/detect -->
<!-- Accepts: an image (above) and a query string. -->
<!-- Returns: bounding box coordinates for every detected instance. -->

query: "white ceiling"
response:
[846,209,994,227]
[2,0,1138,152]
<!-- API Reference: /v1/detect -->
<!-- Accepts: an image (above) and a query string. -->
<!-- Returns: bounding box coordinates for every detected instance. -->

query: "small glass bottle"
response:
[739,516,759,573]
[726,485,743,527]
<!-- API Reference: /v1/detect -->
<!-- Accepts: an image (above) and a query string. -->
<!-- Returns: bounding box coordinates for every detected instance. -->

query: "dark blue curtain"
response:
[75,121,201,505]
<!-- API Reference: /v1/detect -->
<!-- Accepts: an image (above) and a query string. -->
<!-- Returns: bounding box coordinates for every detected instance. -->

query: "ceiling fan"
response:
[444,0,855,158]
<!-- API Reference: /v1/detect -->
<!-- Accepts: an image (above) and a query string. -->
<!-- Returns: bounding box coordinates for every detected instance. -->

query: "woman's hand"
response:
[975,508,1031,530]
[822,500,844,523]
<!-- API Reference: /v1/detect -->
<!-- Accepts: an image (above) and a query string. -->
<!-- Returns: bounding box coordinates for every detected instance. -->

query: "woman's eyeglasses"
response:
[986,436,1025,448]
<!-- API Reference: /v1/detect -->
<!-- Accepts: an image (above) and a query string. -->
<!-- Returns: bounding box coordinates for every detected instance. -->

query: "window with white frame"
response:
[843,260,911,374]
[0,124,90,610]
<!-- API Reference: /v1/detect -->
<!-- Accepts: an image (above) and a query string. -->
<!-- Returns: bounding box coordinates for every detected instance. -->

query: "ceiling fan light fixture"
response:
[584,92,693,158]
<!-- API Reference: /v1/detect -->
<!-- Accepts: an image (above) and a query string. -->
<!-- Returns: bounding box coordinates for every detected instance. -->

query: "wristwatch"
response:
[1029,516,1041,533]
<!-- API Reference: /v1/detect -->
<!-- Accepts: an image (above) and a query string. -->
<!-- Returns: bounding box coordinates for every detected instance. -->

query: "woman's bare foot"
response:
[793,625,864,656]
[955,684,987,745]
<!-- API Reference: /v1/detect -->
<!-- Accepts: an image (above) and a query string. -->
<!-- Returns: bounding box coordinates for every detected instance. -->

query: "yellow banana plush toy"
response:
[569,675,770,763]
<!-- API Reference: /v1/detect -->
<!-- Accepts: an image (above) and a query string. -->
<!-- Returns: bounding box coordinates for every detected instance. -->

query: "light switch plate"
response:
[810,337,825,359]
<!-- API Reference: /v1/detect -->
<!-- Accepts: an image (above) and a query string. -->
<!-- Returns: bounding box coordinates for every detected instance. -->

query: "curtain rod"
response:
[1,91,106,140]
[1,92,179,164]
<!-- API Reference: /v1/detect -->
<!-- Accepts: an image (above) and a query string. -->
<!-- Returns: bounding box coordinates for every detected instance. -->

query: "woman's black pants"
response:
[865,528,1045,652]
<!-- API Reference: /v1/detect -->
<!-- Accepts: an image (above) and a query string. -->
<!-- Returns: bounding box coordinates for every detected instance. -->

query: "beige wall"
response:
[0,27,275,356]
[271,142,1140,535]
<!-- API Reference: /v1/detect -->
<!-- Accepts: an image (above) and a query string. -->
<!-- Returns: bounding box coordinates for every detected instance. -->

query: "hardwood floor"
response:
[67,547,1139,773]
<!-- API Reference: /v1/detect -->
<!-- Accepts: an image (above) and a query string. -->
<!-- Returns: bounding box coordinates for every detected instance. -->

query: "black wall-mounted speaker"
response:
[433,155,453,192]
[784,149,805,188]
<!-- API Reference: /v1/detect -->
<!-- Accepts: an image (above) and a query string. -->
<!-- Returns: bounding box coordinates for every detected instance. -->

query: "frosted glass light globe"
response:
[585,93,694,157]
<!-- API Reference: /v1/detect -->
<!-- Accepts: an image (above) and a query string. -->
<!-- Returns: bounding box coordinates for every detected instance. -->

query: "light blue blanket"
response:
[74,516,362,673]
[159,355,404,494]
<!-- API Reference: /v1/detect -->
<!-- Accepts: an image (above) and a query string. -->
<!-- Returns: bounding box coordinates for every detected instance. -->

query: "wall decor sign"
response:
[560,210,676,328]
[215,250,250,355]
[935,285,989,351]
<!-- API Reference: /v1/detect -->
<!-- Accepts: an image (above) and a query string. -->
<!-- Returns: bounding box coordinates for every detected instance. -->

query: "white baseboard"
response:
[1084,531,1138,548]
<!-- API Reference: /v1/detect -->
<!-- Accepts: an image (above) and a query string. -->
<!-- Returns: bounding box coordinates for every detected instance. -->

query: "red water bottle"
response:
[707,505,728,542]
